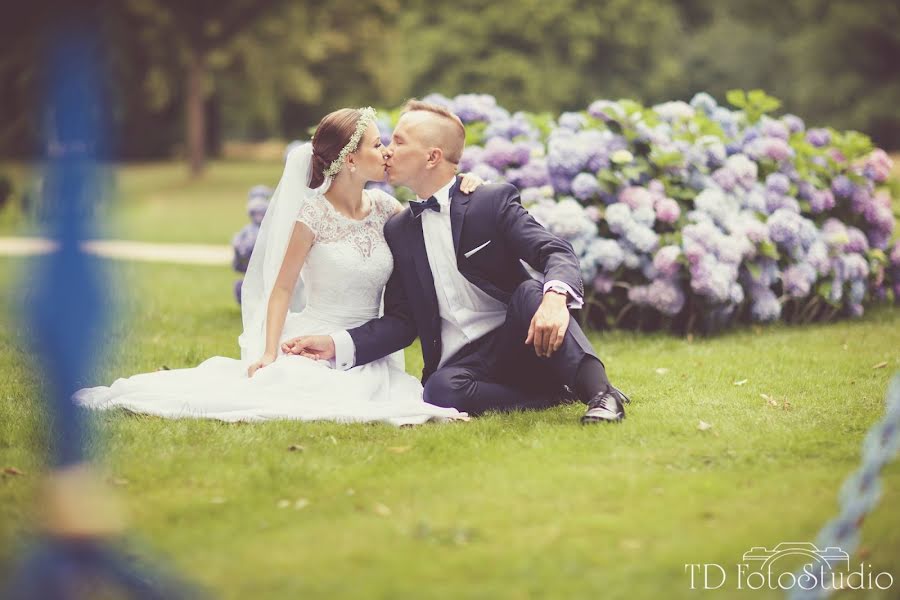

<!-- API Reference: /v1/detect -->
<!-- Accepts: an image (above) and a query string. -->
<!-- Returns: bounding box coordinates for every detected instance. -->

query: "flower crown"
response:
[322,107,377,180]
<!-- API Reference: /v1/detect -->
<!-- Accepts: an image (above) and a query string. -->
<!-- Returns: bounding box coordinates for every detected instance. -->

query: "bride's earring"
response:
[350,165,356,173]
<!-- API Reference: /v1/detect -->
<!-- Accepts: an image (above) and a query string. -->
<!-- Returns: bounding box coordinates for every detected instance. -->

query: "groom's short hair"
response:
[401,99,465,164]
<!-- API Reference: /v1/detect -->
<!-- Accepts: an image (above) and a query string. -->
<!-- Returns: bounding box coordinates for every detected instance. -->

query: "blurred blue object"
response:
[5,17,201,600]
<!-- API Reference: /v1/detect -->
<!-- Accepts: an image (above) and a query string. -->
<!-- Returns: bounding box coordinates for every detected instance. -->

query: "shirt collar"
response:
[418,177,457,207]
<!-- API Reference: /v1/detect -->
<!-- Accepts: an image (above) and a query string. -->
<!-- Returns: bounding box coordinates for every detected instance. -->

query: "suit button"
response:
[433,339,439,347]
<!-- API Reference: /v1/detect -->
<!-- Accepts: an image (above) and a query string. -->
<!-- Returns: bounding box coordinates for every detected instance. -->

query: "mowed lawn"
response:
[1,257,899,599]
[0,160,284,244]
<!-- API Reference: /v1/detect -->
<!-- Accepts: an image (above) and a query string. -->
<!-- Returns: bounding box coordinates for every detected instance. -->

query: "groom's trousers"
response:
[422,279,604,415]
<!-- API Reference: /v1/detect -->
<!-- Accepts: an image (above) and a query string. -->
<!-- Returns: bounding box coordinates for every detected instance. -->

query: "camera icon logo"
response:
[742,542,850,571]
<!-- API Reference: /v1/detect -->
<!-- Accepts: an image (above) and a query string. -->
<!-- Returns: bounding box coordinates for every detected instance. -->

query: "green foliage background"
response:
[2,0,899,158]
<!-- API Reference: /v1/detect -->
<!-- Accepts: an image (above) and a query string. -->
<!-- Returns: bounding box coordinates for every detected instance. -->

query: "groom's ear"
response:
[425,147,444,169]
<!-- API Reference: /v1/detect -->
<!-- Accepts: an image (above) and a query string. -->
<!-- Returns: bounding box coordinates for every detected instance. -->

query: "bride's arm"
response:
[248,222,314,377]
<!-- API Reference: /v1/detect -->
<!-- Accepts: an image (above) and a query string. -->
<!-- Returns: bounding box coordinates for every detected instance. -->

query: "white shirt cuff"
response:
[330,330,356,371]
[544,280,584,309]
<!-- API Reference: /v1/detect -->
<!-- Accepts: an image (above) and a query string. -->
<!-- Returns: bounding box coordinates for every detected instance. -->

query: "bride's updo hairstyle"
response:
[309,108,366,188]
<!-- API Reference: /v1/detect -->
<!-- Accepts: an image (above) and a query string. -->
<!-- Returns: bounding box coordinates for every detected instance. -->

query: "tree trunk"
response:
[185,49,206,178]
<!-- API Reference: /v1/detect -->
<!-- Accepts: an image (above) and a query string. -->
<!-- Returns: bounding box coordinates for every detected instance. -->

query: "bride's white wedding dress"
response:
[74,187,465,426]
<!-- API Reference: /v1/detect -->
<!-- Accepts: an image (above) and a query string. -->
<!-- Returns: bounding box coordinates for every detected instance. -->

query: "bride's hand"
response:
[247,352,276,378]
[459,172,486,194]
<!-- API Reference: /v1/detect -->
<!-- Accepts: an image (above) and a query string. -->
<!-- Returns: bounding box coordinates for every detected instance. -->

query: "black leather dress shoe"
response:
[581,385,629,424]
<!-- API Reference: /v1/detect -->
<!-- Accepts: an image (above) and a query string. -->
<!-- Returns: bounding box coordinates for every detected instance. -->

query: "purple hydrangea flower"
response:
[587,100,624,122]
[863,149,893,183]
[831,175,854,198]
[654,197,681,224]
[806,241,830,275]
[506,158,551,189]
[231,223,260,273]
[623,223,660,254]
[846,227,869,253]
[850,185,873,214]
[809,189,836,213]
[483,137,530,170]
[619,186,654,210]
[558,112,587,132]
[653,245,682,277]
[451,93,503,123]
[805,128,831,147]
[841,253,869,280]
[571,172,601,201]
[654,101,695,122]
[459,146,485,172]
[247,185,272,225]
[645,279,686,315]
[471,162,501,182]
[746,137,793,162]
[890,241,900,267]
[712,167,738,192]
[781,114,805,134]
[781,263,816,298]
[593,273,615,294]
[590,239,625,272]
[761,117,790,140]
[484,111,539,140]
[765,173,791,196]
[689,92,717,115]
[750,284,781,322]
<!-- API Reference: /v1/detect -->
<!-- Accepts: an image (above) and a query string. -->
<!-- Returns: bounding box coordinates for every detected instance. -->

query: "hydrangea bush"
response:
[231,184,273,304]
[391,91,898,333]
[236,92,899,333]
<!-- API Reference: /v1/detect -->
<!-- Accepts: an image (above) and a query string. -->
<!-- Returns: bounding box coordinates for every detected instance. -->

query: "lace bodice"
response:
[296,189,401,325]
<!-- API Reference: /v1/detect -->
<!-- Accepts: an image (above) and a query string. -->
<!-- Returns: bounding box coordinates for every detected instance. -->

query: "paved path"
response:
[0,236,231,266]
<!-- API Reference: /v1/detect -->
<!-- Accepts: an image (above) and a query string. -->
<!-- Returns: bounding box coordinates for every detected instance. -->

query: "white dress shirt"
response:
[331,178,582,370]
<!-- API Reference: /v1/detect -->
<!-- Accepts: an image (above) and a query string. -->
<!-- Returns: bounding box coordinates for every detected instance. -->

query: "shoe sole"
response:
[581,413,625,424]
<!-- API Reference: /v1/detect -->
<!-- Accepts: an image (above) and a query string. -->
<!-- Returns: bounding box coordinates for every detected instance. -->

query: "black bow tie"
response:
[410,196,441,218]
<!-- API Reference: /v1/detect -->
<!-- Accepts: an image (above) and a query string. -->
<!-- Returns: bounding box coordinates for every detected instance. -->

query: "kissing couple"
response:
[75,100,630,426]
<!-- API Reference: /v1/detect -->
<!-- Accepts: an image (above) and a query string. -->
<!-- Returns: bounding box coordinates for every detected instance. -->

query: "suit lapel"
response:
[449,176,470,257]
[407,212,440,314]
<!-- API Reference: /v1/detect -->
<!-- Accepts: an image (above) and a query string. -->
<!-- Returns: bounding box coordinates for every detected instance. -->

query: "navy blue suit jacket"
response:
[348,178,584,382]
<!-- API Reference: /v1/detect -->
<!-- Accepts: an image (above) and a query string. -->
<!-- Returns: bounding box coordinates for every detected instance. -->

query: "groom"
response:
[286,100,630,423]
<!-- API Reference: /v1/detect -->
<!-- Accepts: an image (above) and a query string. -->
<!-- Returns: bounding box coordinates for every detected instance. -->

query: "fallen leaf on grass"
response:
[373,503,392,517]
[277,499,290,509]
[294,498,309,510]
[733,379,748,386]
[3,467,24,476]
[760,394,779,407]
[387,446,411,454]
[287,444,304,452]
[210,497,226,504]
[872,361,888,370]
[697,420,713,431]
[655,368,669,375]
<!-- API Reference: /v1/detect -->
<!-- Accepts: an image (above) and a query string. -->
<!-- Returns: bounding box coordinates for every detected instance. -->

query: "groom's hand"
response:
[282,335,336,361]
[525,291,570,358]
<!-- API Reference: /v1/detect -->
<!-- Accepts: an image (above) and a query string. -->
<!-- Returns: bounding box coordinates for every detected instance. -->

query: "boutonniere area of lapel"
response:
[464,240,492,258]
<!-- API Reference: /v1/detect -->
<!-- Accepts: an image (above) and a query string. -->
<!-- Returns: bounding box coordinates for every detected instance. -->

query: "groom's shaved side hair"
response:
[401,99,466,164]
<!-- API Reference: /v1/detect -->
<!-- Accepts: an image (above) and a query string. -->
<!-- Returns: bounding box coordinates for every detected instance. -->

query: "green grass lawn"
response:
[0,160,284,244]
[2,257,899,599]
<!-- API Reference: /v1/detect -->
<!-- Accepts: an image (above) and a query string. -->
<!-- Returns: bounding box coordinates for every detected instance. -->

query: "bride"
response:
[74,107,482,425]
